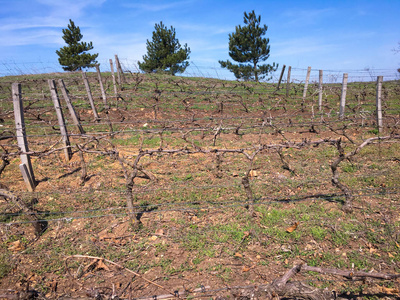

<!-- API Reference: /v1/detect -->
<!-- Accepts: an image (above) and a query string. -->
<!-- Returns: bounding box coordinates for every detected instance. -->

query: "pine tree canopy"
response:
[219,10,278,82]
[56,19,99,71]
[138,22,190,75]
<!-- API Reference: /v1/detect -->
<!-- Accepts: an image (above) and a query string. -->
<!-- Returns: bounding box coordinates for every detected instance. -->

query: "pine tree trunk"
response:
[254,61,258,82]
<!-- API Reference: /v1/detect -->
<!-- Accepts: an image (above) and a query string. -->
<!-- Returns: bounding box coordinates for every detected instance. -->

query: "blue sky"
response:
[0,0,399,81]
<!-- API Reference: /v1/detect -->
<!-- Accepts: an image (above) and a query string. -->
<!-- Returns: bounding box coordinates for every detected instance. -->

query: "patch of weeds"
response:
[154,242,168,256]
[176,218,187,226]
[182,232,207,251]
[331,229,350,246]
[94,154,105,161]
[300,214,311,222]
[368,128,379,135]
[258,206,288,226]
[217,266,233,282]
[113,135,140,146]
[364,230,381,244]
[347,251,373,270]
[157,258,173,271]
[0,250,13,279]
[213,222,253,244]
[310,226,327,241]
[167,261,193,275]
[367,163,381,170]
[316,145,338,159]
[192,256,203,265]
[362,176,380,187]
[172,174,193,182]
[257,206,306,242]
[258,260,269,266]
[208,264,223,273]
[317,252,347,268]
[34,258,65,275]
[125,260,138,272]
[142,136,162,148]
[341,163,358,173]
[138,263,152,273]
[330,222,361,246]
[305,255,324,267]
[202,247,216,258]
[138,200,158,212]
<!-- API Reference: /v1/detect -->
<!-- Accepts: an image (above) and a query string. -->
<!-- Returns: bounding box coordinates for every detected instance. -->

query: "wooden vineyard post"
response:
[95,64,109,110]
[48,79,73,162]
[286,66,291,98]
[318,70,323,112]
[95,64,114,136]
[58,79,85,134]
[81,71,100,122]
[302,66,311,110]
[109,58,118,96]
[276,64,286,90]
[115,55,121,85]
[339,73,348,119]
[115,54,126,84]
[376,76,383,133]
[114,54,124,85]
[12,83,36,191]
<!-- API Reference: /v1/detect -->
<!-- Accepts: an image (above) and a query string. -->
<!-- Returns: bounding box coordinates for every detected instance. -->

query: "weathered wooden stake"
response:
[242,175,254,216]
[48,79,73,161]
[286,66,291,98]
[19,163,36,192]
[115,54,124,85]
[339,73,348,119]
[276,65,286,90]
[376,76,383,133]
[109,58,118,95]
[118,56,127,84]
[81,71,100,122]
[95,64,109,110]
[58,79,85,134]
[12,83,36,191]
[301,66,311,110]
[318,70,323,112]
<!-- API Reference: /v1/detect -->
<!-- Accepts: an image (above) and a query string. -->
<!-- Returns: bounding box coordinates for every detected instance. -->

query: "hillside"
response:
[0,72,399,299]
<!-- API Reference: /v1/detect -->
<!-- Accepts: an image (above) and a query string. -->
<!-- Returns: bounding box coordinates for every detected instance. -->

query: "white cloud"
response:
[36,0,106,17]
[121,0,195,12]
[282,7,336,26]
[0,0,107,47]
[273,37,339,57]
[90,33,148,62]
[0,28,62,47]
[172,21,232,36]
[0,17,65,31]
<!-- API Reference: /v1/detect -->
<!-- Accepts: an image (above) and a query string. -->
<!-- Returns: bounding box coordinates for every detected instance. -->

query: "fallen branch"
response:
[65,254,179,298]
[302,263,400,280]
[217,263,400,300]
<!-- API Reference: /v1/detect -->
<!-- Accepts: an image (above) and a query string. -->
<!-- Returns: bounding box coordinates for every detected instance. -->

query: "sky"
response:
[0,0,399,81]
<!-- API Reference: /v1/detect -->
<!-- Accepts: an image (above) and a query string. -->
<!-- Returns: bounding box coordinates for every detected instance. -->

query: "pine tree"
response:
[219,11,278,82]
[56,19,98,71]
[138,22,190,75]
